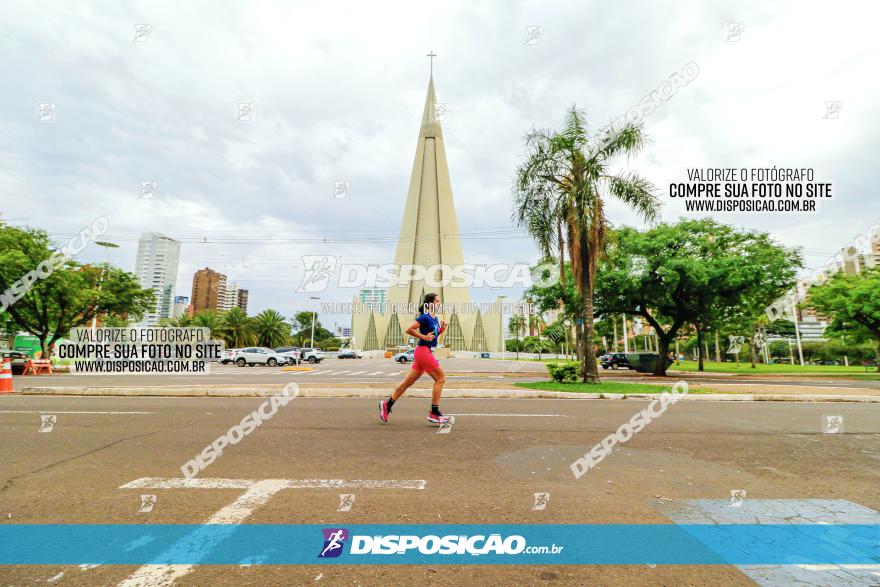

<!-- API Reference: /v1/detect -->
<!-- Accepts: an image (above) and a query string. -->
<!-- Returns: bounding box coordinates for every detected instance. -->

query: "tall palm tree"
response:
[223,307,256,348]
[513,107,660,383]
[159,314,193,327]
[252,309,291,348]
[191,309,227,340]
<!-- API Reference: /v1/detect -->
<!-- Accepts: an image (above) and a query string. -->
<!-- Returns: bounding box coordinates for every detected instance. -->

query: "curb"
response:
[13,386,880,402]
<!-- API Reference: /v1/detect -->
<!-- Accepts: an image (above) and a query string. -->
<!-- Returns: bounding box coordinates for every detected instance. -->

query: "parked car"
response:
[274,347,302,365]
[220,348,240,365]
[393,349,415,363]
[299,348,324,363]
[232,347,287,367]
[600,352,632,370]
[338,349,363,359]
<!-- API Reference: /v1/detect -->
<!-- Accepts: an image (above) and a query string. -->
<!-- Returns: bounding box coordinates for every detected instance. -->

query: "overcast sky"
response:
[2,0,878,327]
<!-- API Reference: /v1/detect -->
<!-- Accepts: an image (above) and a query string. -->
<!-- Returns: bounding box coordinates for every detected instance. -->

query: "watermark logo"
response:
[727,336,744,355]
[337,494,355,512]
[138,495,157,513]
[822,415,843,434]
[298,256,338,293]
[319,528,349,558]
[1,216,110,314]
[236,103,257,122]
[181,383,299,479]
[132,24,152,42]
[532,492,550,511]
[39,415,57,433]
[331,181,351,199]
[726,23,745,42]
[629,256,647,278]
[823,101,843,119]
[571,381,689,479]
[437,416,455,434]
[297,261,559,292]
[432,102,450,122]
[140,181,158,200]
[36,102,57,123]
[524,25,543,45]
[729,489,747,508]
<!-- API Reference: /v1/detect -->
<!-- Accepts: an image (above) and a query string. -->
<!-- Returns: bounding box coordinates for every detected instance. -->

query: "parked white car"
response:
[232,347,287,367]
[220,348,240,365]
[274,347,302,365]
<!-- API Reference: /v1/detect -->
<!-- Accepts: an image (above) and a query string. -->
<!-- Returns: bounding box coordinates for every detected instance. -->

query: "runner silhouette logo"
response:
[318,528,349,558]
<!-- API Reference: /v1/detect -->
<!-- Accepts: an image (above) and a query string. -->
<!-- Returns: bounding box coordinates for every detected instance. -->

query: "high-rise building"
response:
[191,268,226,313]
[219,280,239,311]
[350,76,501,351]
[236,289,249,314]
[134,233,181,326]
[172,296,190,318]
[358,288,386,310]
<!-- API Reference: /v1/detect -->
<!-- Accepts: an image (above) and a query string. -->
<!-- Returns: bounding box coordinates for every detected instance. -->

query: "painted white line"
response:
[118,480,288,587]
[0,410,153,415]
[117,477,426,585]
[368,371,385,376]
[348,371,368,375]
[446,413,570,417]
[121,477,427,490]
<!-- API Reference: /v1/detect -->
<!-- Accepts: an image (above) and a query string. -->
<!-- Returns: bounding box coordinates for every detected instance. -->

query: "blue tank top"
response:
[416,313,440,348]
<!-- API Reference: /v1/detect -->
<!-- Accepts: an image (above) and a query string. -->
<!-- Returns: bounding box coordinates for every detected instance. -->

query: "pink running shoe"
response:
[379,399,390,422]
[426,412,450,425]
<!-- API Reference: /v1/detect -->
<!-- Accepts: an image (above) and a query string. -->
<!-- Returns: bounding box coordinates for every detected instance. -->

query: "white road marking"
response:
[118,480,288,587]
[348,371,368,375]
[0,410,152,414]
[446,413,570,417]
[121,477,427,490]
[118,477,426,585]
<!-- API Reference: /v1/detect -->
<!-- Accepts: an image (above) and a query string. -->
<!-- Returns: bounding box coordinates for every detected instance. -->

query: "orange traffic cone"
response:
[0,358,13,393]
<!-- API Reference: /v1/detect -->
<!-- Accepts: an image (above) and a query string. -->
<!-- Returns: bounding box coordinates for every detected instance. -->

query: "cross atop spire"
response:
[426,50,437,76]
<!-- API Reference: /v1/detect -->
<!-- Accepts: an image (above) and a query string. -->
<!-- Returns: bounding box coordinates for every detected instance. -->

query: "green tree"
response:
[291,310,332,343]
[191,310,227,340]
[594,220,801,374]
[513,108,660,382]
[0,225,154,356]
[253,309,291,348]
[223,307,256,348]
[809,268,880,370]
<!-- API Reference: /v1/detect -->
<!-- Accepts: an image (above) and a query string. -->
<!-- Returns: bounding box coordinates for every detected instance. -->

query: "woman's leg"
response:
[426,366,446,406]
[392,368,422,401]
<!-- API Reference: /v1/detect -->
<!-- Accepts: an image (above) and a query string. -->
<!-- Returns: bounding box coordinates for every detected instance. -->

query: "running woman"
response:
[379,293,450,425]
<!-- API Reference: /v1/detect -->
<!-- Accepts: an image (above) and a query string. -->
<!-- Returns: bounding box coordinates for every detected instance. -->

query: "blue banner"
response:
[1,524,877,565]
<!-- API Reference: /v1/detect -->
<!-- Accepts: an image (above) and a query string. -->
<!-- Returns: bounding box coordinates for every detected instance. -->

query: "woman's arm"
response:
[406,320,433,341]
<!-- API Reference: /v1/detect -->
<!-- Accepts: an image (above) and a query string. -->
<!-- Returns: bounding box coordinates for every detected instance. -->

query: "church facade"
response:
[350,76,504,352]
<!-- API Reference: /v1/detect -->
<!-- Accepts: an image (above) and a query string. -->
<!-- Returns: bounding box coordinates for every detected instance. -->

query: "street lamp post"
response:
[92,241,119,333]
[498,296,506,360]
[790,296,805,366]
[309,296,320,348]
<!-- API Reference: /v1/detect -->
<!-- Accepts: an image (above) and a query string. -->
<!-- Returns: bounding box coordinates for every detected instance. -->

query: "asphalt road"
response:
[1,394,878,585]
[14,357,880,390]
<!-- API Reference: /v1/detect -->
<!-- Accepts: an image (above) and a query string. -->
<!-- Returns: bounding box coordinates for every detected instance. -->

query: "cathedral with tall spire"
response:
[350,72,503,352]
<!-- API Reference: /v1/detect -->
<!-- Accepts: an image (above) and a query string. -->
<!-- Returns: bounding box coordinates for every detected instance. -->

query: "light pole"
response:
[92,241,119,332]
[621,315,629,353]
[309,296,320,348]
[790,296,804,366]
[498,295,506,359]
